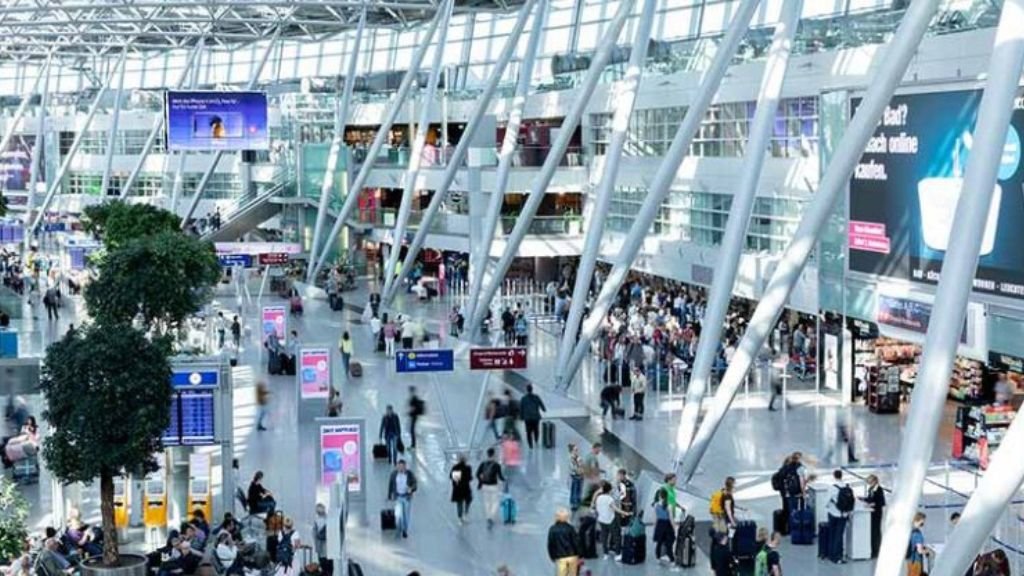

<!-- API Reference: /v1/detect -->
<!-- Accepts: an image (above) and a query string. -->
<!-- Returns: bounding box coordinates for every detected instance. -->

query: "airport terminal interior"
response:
[2,0,1024,575]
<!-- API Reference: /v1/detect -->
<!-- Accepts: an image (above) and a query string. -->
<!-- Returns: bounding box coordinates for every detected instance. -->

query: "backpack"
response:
[754,547,769,576]
[835,484,855,514]
[783,465,802,497]
[770,468,785,492]
[277,530,295,567]
[620,479,637,516]
[709,490,724,516]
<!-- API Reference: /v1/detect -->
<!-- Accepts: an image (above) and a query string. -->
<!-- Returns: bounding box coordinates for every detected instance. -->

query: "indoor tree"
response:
[82,201,181,250]
[40,325,172,566]
[0,476,29,563]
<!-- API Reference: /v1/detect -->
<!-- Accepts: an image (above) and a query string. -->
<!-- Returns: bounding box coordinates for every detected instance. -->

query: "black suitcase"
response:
[817,522,830,559]
[283,353,296,376]
[268,352,282,375]
[372,443,388,460]
[579,516,598,559]
[621,534,645,565]
[380,508,396,530]
[376,331,385,352]
[791,506,815,545]
[541,421,555,449]
[773,508,789,535]
[402,336,413,349]
[612,407,626,419]
[675,533,696,568]
[731,520,758,559]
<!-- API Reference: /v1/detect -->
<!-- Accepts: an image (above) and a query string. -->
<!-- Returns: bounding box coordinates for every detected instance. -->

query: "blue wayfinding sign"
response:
[396,349,454,373]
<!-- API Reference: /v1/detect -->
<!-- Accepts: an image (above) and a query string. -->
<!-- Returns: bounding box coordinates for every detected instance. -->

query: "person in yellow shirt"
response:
[339,331,354,377]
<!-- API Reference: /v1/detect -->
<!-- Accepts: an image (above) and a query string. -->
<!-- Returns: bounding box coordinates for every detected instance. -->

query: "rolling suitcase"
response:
[675,533,696,568]
[731,520,758,559]
[268,352,282,375]
[349,362,363,378]
[817,522,830,559]
[790,505,815,545]
[380,509,396,531]
[346,560,363,576]
[372,443,388,460]
[773,508,789,535]
[579,516,599,559]
[501,493,518,524]
[621,534,645,565]
[541,421,555,449]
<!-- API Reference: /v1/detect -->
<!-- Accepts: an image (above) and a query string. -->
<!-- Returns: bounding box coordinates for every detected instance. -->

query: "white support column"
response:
[24,55,52,250]
[308,5,449,278]
[671,0,802,458]
[382,0,454,297]
[559,0,763,383]
[31,50,128,237]
[307,8,367,277]
[677,0,943,484]
[876,0,1024,573]
[179,28,281,228]
[99,51,128,198]
[464,0,635,335]
[120,38,206,199]
[0,60,48,160]
[374,0,542,304]
[932,408,1024,576]
[464,0,547,325]
[554,0,659,382]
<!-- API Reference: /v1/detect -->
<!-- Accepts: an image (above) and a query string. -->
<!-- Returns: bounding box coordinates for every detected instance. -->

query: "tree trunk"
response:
[99,470,120,566]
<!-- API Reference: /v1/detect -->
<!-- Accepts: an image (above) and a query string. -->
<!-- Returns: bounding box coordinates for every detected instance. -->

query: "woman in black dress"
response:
[863,474,886,558]
[449,454,473,524]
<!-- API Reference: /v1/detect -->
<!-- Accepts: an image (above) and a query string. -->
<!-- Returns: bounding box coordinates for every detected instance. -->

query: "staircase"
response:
[202,166,294,242]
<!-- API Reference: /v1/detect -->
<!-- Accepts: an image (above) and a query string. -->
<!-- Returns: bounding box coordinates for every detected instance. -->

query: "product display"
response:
[953,404,1016,469]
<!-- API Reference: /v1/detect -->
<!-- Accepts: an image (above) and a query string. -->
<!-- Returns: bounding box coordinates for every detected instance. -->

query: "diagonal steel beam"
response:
[558,0,762,388]
[381,0,453,298]
[875,0,1024,573]
[119,36,205,199]
[179,26,281,229]
[553,0,660,381]
[671,0,803,464]
[98,46,128,198]
[377,0,542,305]
[23,53,52,250]
[677,0,945,485]
[30,49,128,237]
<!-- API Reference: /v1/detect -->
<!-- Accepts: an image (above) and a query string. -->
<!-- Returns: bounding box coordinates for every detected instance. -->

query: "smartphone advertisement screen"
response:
[165,91,269,151]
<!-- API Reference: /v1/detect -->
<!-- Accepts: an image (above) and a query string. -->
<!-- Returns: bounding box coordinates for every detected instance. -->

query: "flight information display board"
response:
[163,368,219,447]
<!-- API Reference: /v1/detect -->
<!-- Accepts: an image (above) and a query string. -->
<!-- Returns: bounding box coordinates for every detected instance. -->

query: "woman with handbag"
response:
[449,454,473,524]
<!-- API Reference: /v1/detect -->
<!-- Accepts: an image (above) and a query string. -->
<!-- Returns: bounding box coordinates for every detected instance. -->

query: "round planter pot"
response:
[81,553,148,576]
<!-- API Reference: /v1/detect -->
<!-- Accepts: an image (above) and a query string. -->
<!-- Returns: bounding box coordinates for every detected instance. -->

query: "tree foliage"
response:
[41,325,172,564]
[84,230,221,331]
[0,477,29,563]
[83,202,181,250]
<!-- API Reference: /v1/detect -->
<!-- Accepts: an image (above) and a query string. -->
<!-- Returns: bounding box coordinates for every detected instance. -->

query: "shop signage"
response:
[849,89,1024,300]
[876,295,967,342]
[218,254,253,268]
[258,252,289,266]
[988,352,1024,374]
[469,347,527,370]
[215,242,302,256]
[396,349,454,373]
[847,318,880,339]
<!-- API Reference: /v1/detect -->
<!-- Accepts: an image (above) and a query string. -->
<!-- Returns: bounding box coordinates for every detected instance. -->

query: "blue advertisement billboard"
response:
[164,91,269,152]
[849,89,1024,299]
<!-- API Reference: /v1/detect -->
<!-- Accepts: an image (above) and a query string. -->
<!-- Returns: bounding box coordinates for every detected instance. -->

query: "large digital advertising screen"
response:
[849,89,1024,299]
[165,91,269,152]
[0,135,41,191]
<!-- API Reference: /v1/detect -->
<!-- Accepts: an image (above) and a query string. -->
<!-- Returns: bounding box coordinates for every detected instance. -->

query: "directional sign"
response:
[470,347,528,370]
[396,349,454,373]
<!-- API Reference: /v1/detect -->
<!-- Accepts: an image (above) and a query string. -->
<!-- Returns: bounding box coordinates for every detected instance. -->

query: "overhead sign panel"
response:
[469,347,527,370]
[396,349,454,373]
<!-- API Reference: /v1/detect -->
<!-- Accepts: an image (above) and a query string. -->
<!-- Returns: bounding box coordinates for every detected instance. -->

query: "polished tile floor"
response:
[9,276,1023,575]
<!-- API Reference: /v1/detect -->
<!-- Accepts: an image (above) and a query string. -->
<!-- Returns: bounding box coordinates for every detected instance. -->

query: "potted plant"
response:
[0,476,29,564]
[40,325,172,574]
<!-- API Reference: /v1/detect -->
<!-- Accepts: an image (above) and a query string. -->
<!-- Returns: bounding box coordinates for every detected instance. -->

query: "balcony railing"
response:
[500,215,582,236]
[352,144,584,169]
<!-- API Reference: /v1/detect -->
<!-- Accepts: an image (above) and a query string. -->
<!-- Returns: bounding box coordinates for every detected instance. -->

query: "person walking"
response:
[449,455,473,524]
[216,312,226,349]
[231,316,242,348]
[476,447,505,529]
[43,286,59,321]
[255,381,270,431]
[824,413,859,465]
[826,469,854,564]
[379,405,402,465]
[651,488,676,563]
[862,474,885,558]
[547,509,581,576]
[629,364,646,420]
[383,316,397,357]
[386,460,417,539]
[592,481,624,559]
[519,384,547,449]
[407,387,425,450]
[339,332,353,377]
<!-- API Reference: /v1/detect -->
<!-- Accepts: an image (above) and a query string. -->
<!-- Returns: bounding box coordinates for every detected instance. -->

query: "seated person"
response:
[4,415,40,466]
[4,552,31,576]
[146,532,179,576]
[36,539,75,576]
[213,533,244,576]
[213,514,242,543]
[179,523,204,554]
[62,511,101,559]
[246,471,276,515]
[175,541,202,576]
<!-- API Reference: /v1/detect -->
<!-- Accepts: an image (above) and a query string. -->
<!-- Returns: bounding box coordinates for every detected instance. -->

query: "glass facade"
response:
[62,172,239,198]
[589,96,818,158]
[608,187,805,254]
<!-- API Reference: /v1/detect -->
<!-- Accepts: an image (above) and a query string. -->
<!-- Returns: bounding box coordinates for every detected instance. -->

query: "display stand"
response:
[953,404,1016,469]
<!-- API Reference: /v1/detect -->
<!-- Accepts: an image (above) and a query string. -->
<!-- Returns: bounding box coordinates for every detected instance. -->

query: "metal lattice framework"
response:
[0,0,520,62]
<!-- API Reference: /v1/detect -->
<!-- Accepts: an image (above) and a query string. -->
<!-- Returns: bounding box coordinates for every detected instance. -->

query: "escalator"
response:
[202,182,289,242]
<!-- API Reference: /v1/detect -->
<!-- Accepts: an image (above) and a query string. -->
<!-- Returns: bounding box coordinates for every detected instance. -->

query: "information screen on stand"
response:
[163,368,218,446]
